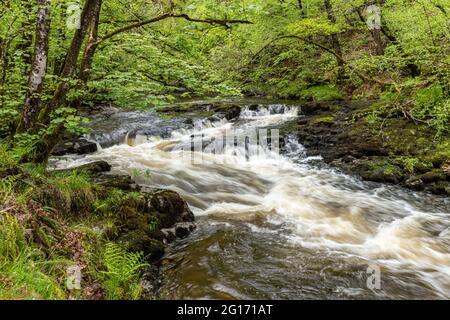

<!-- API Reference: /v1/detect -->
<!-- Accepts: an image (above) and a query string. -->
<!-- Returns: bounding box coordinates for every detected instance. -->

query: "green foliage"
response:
[50,107,91,136]
[101,243,149,300]
[0,214,66,300]
[45,171,96,214]
[300,85,343,101]
[287,17,344,37]
[94,189,126,215]
[401,157,433,174]
[411,84,449,135]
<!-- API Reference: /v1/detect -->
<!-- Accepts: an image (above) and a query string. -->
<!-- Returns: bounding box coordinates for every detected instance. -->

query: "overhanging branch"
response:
[97,13,253,45]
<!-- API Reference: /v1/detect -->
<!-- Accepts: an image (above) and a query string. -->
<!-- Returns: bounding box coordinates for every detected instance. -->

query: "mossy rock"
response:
[403,176,425,191]
[149,190,195,228]
[118,206,151,232]
[312,116,335,125]
[369,165,405,184]
[426,181,450,196]
[425,150,450,169]
[419,170,446,183]
[118,230,165,261]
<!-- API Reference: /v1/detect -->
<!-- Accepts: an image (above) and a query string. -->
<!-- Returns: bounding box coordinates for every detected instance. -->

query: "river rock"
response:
[225,105,242,121]
[113,189,195,260]
[149,190,195,228]
[92,174,140,191]
[52,138,98,156]
[403,176,425,191]
[76,161,111,174]
[118,230,165,261]
[159,222,197,244]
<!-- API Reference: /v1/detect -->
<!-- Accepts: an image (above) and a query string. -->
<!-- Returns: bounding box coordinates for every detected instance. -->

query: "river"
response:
[51,100,450,299]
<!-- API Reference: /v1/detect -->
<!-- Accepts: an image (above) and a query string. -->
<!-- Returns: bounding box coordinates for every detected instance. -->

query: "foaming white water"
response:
[52,104,450,298]
[240,105,299,119]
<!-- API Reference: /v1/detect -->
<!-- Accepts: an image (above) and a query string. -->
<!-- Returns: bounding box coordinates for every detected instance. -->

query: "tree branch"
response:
[97,13,253,45]
[252,35,394,86]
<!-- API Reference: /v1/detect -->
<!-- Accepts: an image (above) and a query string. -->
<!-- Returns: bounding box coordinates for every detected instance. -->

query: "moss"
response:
[420,170,446,183]
[158,113,175,120]
[395,157,433,174]
[425,141,450,168]
[300,85,344,101]
[357,160,405,184]
[117,230,164,261]
[312,116,335,124]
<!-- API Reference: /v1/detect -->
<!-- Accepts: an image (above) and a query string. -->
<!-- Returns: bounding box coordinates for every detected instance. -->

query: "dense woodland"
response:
[0,0,449,299]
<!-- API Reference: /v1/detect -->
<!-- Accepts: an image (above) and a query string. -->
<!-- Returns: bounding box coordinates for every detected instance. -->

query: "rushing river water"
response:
[52,101,450,299]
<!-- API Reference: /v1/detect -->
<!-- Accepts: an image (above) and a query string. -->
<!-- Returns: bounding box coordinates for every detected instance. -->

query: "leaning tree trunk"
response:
[17,0,51,132]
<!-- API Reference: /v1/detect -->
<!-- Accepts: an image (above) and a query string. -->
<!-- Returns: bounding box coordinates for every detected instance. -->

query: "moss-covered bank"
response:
[294,100,450,196]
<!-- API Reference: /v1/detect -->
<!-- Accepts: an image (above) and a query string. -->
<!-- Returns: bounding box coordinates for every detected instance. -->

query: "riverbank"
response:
[295,100,450,196]
[0,154,195,299]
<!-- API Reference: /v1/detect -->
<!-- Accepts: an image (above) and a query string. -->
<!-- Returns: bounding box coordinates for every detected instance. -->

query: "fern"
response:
[102,243,149,300]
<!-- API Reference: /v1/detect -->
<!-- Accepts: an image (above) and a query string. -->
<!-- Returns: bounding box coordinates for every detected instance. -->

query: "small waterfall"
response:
[51,101,450,299]
[240,104,299,119]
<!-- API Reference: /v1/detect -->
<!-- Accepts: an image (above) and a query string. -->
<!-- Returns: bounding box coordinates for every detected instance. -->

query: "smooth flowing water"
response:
[52,102,450,299]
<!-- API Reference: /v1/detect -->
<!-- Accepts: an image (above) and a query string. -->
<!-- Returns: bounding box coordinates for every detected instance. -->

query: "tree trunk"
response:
[17,0,51,132]
[324,0,345,76]
[371,27,384,55]
[38,0,101,125]
[25,0,102,163]
[79,0,102,84]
